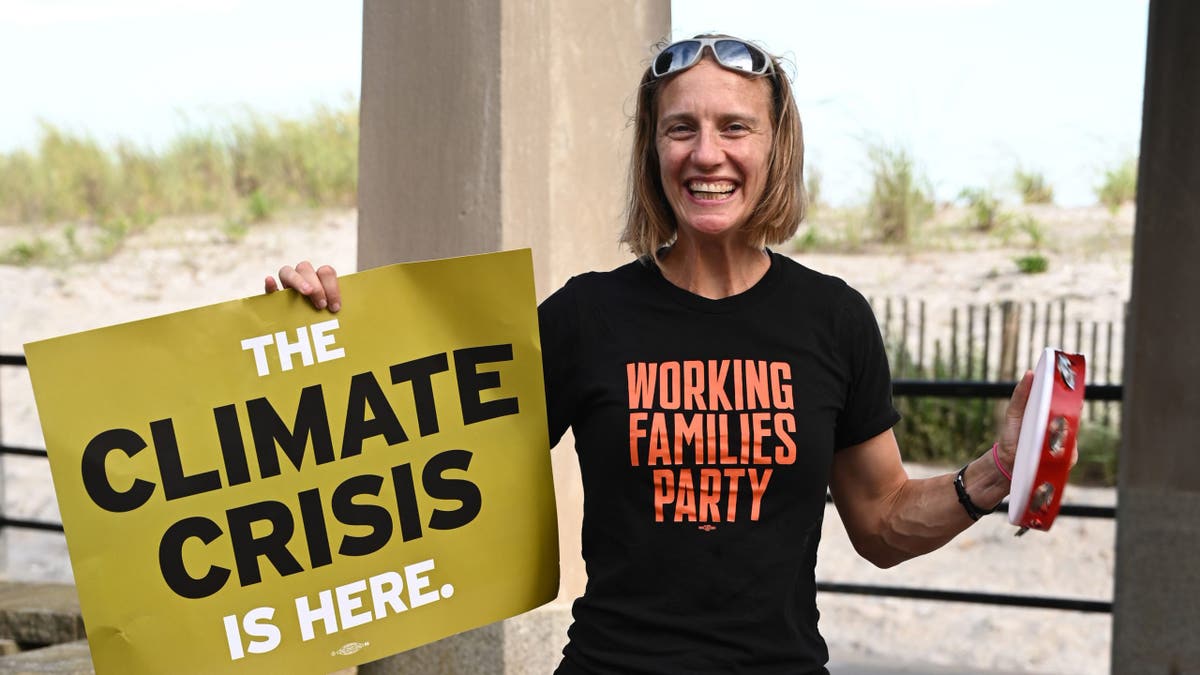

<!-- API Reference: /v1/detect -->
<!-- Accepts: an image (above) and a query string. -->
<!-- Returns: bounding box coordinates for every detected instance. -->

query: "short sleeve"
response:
[537,280,581,448]
[834,288,901,449]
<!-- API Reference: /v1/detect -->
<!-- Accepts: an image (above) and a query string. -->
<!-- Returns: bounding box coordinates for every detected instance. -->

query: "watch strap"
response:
[955,464,996,521]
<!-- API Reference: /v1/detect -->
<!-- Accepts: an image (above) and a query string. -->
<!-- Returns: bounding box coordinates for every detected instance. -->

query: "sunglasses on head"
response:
[651,37,775,79]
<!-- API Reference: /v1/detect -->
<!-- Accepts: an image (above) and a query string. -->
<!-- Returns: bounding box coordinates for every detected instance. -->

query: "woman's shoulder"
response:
[539,258,649,318]
[770,251,864,302]
[549,258,651,300]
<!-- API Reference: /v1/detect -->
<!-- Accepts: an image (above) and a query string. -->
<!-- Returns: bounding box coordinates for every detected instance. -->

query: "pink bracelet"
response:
[991,442,1012,481]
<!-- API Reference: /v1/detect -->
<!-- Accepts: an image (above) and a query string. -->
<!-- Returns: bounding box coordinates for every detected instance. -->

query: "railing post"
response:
[996,301,1021,434]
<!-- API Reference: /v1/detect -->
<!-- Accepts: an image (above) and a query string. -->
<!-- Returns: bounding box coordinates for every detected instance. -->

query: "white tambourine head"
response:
[1009,348,1056,525]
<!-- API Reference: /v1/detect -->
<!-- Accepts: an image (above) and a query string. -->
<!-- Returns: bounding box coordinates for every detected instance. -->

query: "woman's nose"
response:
[691,129,724,168]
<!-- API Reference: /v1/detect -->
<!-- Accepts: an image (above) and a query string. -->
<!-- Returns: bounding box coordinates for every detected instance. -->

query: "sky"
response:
[0,1,361,150]
[0,0,1148,207]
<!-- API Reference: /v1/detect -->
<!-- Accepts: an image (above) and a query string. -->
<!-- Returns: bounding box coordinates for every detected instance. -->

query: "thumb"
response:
[1001,370,1035,458]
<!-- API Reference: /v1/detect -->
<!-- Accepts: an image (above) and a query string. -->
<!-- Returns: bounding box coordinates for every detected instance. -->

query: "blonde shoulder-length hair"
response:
[619,36,807,259]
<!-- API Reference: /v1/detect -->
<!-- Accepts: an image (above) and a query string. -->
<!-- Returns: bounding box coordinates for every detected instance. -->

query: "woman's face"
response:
[655,58,774,242]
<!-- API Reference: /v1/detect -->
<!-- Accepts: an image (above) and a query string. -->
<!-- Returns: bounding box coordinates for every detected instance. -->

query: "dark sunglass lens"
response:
[654,40,701,77]
[714,40,767,73]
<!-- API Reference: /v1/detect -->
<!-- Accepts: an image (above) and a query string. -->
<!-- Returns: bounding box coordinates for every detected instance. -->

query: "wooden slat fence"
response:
[871,297,1123,406]
[868,297,1124,477]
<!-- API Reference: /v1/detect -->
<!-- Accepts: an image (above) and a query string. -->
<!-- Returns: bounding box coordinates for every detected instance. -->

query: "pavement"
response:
[830,653,1027,675]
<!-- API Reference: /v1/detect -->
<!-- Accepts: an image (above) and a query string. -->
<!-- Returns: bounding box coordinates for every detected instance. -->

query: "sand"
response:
[0,206,1129,673]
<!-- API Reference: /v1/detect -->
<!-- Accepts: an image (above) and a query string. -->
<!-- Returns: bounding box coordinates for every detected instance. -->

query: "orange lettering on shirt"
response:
[718,413,737,465]
[775,412,797,464]
[746,360,769,409]
[699,468,723,522]
[647,413,671,465]
[748,468,773,521]
[732,359,744,409]
[659,361,681,409]
[627,362,656,408]
[683,360,706,411]
[707,359,732,411]
[652,469,675,522]
[705,413,719,464]
[771,361,794,409]
[752,412,773,464]
[724,468,745,521]
[674,469,697,522]
[738,413,752,464]
[628,411,648,466]
[677,412,705,465]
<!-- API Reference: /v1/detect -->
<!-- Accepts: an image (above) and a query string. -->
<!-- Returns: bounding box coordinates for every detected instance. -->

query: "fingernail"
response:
[315,298,327,310]
[330,302,341,313]
[300,283,312,293]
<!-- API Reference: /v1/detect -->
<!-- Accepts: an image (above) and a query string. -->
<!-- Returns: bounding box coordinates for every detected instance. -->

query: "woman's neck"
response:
[656,232,770,300]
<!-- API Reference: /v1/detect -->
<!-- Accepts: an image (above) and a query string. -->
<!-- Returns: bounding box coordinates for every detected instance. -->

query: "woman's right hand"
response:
[265,261,342,312]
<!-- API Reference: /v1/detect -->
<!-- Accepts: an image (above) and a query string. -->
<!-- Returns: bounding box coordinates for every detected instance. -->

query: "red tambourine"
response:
[1008,348,1086,533]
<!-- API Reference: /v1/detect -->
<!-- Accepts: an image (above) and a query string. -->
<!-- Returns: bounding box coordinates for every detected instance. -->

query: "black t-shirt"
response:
[539,251,900,675]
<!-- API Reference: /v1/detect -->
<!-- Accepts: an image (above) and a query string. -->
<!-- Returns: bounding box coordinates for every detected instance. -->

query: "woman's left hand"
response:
[995,369,1079,477]
[996,371,1034,476]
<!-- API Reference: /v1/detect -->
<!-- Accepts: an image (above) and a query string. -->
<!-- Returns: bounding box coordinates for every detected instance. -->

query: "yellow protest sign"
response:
[24,249,558,675]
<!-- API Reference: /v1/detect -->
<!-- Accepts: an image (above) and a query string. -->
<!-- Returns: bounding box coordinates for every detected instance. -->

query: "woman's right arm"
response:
[265,260,342,312]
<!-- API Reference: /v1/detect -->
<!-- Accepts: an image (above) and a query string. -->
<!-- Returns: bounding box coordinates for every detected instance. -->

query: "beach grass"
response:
[1096,156,1137,213]
[0,102,359,251]
[1013,168,1055,205]
[864,142,934,244]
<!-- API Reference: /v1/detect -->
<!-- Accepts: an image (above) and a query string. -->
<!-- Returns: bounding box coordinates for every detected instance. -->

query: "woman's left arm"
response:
[828,371,1033,568]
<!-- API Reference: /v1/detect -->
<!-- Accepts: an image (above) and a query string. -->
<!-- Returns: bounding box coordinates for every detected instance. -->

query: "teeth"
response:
[689,181,735,194]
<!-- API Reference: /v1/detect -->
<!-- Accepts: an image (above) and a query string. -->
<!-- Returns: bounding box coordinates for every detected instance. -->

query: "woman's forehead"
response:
[655,60,772,119]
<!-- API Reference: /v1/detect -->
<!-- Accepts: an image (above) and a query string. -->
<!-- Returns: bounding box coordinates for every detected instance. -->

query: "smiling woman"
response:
[622,36,805,277]
[273,33,1040,675]
[655,61,775,242]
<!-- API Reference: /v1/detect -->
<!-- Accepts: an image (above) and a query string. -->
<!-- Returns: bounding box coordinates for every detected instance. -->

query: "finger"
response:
[279,261,331,310]
[277,265,311,294]
[264,276,279,294]
[999,370,1035,460]
[1006,370,1035,422]
[294,261,327,309]
[316,265,342,312]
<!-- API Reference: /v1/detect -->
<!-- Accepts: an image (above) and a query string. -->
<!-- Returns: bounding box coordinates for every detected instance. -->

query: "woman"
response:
[270,35,1031,675]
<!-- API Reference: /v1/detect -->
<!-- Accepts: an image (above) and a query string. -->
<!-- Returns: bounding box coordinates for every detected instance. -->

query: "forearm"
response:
[866,452,1011,567]
[835,373,1031,568]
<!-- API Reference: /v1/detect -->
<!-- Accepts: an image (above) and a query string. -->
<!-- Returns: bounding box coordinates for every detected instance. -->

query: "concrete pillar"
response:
[357,0,669,297]
[1111,1,1200,671]
[356,1,669,672]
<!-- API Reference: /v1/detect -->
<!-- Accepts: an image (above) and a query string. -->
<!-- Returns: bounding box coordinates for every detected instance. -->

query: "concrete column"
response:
[356,1,669,672]
[1111,1,1200,671]
[357,0,669,296]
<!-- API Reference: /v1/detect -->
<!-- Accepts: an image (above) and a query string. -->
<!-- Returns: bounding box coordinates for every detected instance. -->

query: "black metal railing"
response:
[818,377,1119,614]
[0,352,64,532]
[815,582,1112,613]
[0,354,1120,611]
[892,379,1123,402]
